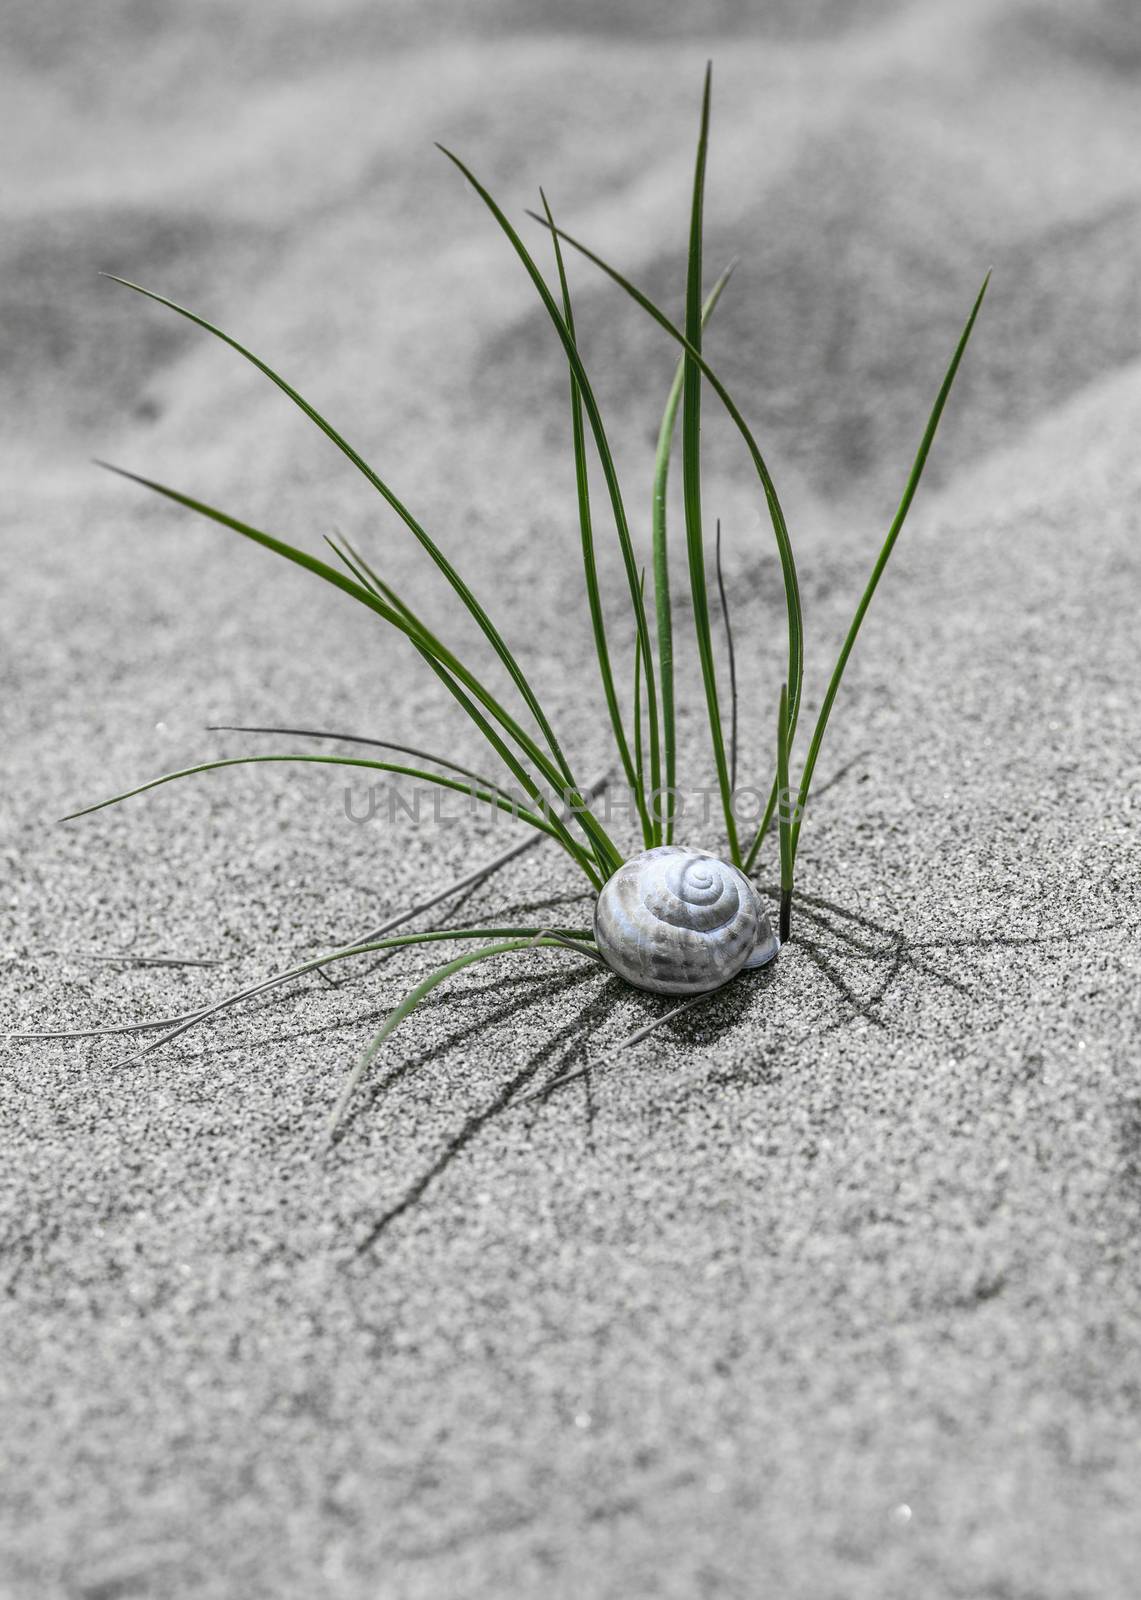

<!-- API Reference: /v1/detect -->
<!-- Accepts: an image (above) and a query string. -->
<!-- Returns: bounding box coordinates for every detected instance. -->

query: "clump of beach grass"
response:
[11,67,987,1130]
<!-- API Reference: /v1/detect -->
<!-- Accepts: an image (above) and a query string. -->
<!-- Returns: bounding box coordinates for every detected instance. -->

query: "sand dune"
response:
[3,2,1140,1596]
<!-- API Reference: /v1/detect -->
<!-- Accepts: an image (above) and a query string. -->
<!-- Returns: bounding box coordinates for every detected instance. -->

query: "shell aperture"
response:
[593,845,779,995]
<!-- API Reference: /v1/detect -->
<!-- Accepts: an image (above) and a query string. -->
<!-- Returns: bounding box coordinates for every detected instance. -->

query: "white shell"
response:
[593,845,779,996]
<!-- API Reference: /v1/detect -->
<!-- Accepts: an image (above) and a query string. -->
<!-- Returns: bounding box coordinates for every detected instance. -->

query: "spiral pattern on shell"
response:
[593,845,779,995]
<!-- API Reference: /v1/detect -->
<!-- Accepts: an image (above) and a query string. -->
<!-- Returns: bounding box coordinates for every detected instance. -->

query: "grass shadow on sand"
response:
[345,959,774,1254]
[349,965,618,1253]
[785,886,1082,1033]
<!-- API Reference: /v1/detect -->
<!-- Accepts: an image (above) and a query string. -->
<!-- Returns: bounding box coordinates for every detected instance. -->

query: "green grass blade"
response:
[681,66,740,865]
[789,273,991,862]
[632,569,646,807]
[652,262,735,844]
[98,460,406,622]
[60,752,571,838]
[436,147,663,839]
[540,187,650,847]
[776,683,793,941]
[330,536,423,628]
[334,537,464,686]
[99,463,616,880]
[524,215,804,835]
[207,722,508,794]
[743,778,778,875]
[411,656,606,885]
[326,536,616,882]
[715,519,739,792]
[327,935,592,1136]
[49,926,596,1066]
[330,533,619,879]
[102,275,586,811]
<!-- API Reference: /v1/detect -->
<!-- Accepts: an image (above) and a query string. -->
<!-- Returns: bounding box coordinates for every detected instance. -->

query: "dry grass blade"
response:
[104,927,595,1070]
[8,807,605,1043]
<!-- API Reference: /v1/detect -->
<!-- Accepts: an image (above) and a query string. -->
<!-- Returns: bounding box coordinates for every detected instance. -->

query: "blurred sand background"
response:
[2,1,1140,1596]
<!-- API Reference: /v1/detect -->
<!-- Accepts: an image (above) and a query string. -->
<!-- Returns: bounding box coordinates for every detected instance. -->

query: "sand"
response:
[3,1,1140,1596]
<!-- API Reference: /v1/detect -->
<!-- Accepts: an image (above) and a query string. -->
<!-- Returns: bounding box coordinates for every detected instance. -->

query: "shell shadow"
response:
[521,955,780,1107]
[347,957,782,1257]
[341,875,1093,1252]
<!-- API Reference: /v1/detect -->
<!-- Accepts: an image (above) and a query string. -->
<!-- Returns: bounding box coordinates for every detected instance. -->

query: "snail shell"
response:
[593,845,779,996]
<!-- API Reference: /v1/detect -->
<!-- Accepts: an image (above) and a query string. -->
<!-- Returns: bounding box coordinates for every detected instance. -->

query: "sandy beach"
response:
[3,1,1140,1595]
